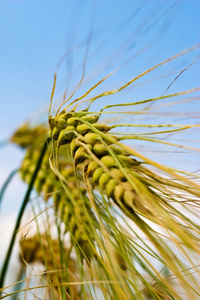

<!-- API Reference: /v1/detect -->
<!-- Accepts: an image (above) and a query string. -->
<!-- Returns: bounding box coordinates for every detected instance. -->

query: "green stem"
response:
[0,141,47,295]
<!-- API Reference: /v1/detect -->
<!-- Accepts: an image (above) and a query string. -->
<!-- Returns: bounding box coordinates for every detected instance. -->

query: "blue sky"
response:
[0,0,199,135]
[0,0,199,211]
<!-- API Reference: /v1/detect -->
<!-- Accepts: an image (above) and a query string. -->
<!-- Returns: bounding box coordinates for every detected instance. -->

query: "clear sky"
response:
[0,0,199,215]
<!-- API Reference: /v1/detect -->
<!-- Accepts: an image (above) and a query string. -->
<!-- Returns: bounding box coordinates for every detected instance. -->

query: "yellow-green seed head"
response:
[11,123,47,148]
[110,168,125,181]
[21,159,31,172]
[74,145,92,165]
[34,178,44,193]
[76,124,90,134]
[84,133,99,145]
[118,155,140,166]
[49,117,55,130]
[60,112,72,121]
[93,143,108,156]
[123,190,135,208]
[99,172,110,187]
[24,172,32,184]
[62,167,74,178]
[93,123,110,132]
[81,115,99,124]
[74,228,84,242]
[114,184,124,201]
[67,117,79,127]
[74,146,85,164]
[87,161,99,176]
[92,167,104,184]
[101,155,115,168]
[70,138,79,155]
[55,117,66,130]
[122,181,133,191]
[46,130,52,140]
[110,145,129,156]
[38,169,47,180]
[58,126,75,145]
[52,126,60,140]
[106,179,117,197]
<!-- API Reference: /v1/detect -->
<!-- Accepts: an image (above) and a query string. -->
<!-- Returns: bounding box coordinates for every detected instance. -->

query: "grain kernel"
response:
[106,179,117,197]
[123,190,135,207]
[55,117,66,130]
[92,167,104,184]
[99,172,110,187]
[81,115,99,123]
[101,155,115,168]
[67,117,79,127]
[84,133,99,145]
[52,126,60,140]
[58,126,75,145]
[110,168,125,181]
[87,161,99,175]
[76,124,90,134]
[114,184,124,201]
[93,123,110,132]
[93,143,107,156]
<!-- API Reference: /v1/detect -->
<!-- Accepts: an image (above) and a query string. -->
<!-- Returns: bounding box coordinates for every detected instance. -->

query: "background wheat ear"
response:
[20,234,81,300]
[10,123,47,149]
[11,124,97,263]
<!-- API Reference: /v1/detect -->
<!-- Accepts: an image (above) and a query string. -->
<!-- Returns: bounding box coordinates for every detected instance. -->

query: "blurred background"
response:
[0,0,199,295]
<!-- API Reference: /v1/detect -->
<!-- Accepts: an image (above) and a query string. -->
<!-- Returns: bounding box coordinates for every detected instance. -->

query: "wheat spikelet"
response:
[49,112,153,216]
[10,123,47,148]
[12,124,95,261]
[48,110,200,297]
[49,110,198,226]
[20,235,80,299]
